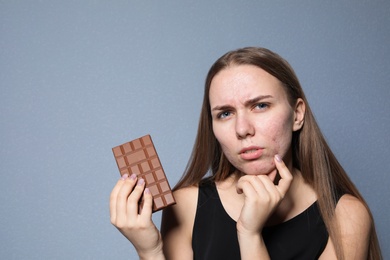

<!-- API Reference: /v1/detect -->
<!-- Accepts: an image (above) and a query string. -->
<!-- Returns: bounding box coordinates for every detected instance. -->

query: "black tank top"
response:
[192,180,329,260]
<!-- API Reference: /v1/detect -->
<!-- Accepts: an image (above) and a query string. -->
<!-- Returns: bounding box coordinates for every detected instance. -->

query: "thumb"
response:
[274,154,293,196]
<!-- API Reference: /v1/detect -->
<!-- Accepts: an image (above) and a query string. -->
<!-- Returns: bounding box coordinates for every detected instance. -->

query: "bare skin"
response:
[109,65,372,259]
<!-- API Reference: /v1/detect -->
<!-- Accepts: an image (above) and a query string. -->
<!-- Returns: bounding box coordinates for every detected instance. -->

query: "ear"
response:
[293,98,305,132]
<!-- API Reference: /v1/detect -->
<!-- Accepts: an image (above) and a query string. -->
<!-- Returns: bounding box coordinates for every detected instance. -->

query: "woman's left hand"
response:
[236,155,293,236]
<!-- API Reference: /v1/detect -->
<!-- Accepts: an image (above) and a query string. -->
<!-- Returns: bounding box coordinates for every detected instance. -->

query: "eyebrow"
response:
[211,95,273,112]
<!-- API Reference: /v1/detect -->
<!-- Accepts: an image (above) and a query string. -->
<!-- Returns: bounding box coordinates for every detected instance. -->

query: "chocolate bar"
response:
[112,134,176,212]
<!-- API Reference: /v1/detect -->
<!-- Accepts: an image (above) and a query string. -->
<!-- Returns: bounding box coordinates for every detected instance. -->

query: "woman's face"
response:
[209,64,304,177]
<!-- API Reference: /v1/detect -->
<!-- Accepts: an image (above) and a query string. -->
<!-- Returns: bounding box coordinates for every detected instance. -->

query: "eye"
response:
[254,103,269,110]
[217,111,232,119]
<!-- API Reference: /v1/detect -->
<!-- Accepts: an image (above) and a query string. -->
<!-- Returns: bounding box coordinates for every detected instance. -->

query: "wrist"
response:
[237,231,263,245]
[138,251,165,260]
[237,232,270,260]
[137,243,165,260]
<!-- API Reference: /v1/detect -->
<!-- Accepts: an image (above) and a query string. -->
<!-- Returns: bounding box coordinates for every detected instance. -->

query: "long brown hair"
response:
[174,47,382,259]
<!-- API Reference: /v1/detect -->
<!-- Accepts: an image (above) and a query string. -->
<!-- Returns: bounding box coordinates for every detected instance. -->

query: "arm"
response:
[319,194,372,260]
[236,155,292,259]
[160,186,198,260]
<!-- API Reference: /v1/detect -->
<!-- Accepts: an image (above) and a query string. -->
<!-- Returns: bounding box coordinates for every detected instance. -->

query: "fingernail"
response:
[275,154,282,162]
[144,188,150,194]
[121,174,129,180]
[130,173,137,180]
[137,178,145,185]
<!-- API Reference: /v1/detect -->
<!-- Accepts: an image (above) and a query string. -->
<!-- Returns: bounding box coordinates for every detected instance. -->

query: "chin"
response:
[242,161,276,176]
[239,163,277,181]
[242,167,276,176]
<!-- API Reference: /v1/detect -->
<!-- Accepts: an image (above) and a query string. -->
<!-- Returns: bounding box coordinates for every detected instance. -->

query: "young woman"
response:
[110,47,382,259]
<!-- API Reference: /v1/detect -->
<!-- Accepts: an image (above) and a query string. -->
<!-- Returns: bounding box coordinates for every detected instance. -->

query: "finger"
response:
[110,174,128,224]
[247,175,283,205]
[274,155,293,196]
[127,177,146,218]
[237,176,262,199]
[116,173,138,224]
[140,187,153,217]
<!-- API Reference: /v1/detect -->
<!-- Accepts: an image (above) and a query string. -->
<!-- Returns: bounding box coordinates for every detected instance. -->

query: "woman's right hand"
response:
[110,173,164,259]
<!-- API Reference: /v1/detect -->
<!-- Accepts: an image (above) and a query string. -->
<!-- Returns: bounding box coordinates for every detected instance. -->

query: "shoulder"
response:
[160,185,199,259]
[169,185,199,221]
[335,194,372,231]
[174,185,199,204]
[335,194,372,246]
[162,185,199,230]
[320,194,372,259]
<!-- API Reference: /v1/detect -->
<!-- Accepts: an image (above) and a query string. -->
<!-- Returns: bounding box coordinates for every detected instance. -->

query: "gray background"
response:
[1,1,389,259]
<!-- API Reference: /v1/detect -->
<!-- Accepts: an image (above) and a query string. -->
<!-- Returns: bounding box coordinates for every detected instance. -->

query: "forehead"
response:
[209,65,286,104]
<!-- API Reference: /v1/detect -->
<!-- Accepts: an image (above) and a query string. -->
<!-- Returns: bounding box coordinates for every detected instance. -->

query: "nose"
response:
[235,114,255,139]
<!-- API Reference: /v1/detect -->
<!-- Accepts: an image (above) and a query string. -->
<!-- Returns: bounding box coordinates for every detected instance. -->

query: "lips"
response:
[240,146,263,160]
